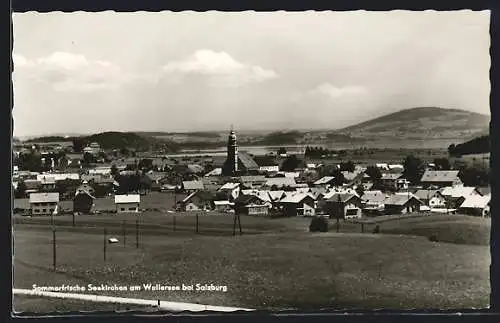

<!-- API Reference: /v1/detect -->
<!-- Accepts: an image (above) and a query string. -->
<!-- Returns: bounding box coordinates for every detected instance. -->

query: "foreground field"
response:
[13,213,490,312]
[12,295,158,314]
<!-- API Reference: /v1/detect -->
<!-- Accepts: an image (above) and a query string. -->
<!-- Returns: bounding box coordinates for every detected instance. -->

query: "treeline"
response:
[255,131,303,145]
[448,135,489,157]
[22,132,180,153]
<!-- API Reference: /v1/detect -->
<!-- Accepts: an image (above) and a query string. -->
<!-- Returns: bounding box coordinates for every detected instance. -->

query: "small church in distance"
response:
[221,127,260,176]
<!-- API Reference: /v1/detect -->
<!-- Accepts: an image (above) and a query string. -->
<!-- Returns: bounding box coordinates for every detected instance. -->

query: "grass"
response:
[12,295,158,314]
[13,211,310,237]
[358,214,491,245]
[13,213,491,312]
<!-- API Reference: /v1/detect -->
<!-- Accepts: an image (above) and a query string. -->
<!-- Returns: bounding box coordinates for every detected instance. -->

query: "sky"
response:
[12,10,491,138]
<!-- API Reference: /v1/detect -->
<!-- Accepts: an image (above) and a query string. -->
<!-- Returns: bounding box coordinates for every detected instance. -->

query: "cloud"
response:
[161,49,278,88]
[12,52,128,92]
[311,83,368,98]
[291,83,368,103]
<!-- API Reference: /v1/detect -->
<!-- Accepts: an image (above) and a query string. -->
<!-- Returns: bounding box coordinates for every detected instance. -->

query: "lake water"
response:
[166,138,461,157]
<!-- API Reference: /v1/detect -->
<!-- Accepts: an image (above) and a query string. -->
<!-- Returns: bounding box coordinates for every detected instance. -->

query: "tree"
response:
[110,164,119,178]
[365,165,382,181]
[72,138,86,153]
[433,157,451,170]
[138,158,153,171]
[340,161,355,173]
[83,152,95,165]
[18,151,43,172]
[281,155,301,171]
[457,162,490,187]
[120,147,130,157]
[15,180,27,198]
[402,155,425,184]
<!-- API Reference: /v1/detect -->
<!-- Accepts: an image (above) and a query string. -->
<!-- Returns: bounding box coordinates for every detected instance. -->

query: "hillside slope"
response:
[337,107,489,139]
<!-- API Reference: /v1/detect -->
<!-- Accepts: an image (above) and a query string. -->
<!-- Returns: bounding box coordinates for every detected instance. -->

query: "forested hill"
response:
[448,135,489,156]
[24,132,180,152]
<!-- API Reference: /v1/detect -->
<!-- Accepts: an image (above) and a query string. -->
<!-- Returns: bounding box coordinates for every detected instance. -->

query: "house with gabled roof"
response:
[212,200,235,213]
[179,191,215,212]
[263,177,296,190]
[29,192,60,216]
[458,194,490,217]
[420,170,462,188]
[114,194,140,213]
[360,190,387,213]
[234,194,269,216]
[413,189,446,208]
[440,186,481,209]
[217,182,241,201]
[324,193,363,219]
[383,193,423,215]
[380,173,403,190]
[268,190,286,202]
[239,175,267,188]
[182,180,205,193]
[279,192,316,217]
[313,176,336,187]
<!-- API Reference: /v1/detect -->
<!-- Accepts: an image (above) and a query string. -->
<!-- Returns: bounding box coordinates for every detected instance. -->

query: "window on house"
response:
[129,207,136,211]
[346,209,358,216]
[42,209,47,213]
[120,208,125,211]
[49,209,54,213]
[34,209,39,213]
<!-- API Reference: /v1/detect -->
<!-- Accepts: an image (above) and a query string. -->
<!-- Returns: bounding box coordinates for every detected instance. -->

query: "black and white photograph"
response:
[11,10,491,313]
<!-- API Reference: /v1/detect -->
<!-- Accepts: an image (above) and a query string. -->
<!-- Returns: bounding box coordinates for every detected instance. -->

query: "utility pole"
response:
[136,218,139,248]
[233,213,237,236]
[103,228,107,261]
[195,213,199,234]
[72,212,75,227]
[237,213,242,235]
[52,227,56,271]
[122,220,126,245]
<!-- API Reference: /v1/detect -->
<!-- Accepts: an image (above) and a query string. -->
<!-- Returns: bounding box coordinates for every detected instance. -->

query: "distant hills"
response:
[335,107,489,140]
[18,107,490,151]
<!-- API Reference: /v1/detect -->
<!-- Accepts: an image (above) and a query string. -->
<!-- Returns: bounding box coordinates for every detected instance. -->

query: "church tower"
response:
[223,125,238,176]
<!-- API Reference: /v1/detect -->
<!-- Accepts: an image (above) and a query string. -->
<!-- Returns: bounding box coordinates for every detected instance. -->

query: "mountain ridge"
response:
[334,107,489,140]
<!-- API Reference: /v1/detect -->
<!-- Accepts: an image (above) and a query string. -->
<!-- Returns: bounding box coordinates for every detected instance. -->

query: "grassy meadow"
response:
[12,211,491,313]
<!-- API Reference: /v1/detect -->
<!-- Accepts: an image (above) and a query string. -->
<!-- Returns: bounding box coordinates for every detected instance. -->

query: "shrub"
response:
[309,216,329,232]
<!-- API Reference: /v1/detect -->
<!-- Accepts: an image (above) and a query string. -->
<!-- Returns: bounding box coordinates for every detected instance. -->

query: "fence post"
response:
[238,214,242,235]
[52,227,56,271]
[136,218,139,248]
[122,220,126,245]
[104,228,107,261]
[361,223,365,233]
[336,217,340,233]
[233,213,237,236]
[196,213,199,234]
[72,212,75,227]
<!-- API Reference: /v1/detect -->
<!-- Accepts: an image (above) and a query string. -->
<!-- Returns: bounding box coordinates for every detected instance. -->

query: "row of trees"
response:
[362,155,489,188]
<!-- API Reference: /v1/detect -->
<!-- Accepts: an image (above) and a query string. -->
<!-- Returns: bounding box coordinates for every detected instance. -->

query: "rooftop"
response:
[420,170,460,183]
[29,192,60,203]
[114,194,140,204]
